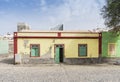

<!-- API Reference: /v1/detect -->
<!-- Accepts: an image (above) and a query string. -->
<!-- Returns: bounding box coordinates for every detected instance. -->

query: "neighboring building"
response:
[3,32,13,40]
[102,32,120,64]
[0,33,13,55]
[3,33,14,55]
[17,23,30,32]
[50,24,63,31]
[102,32,120,57]
[0,40,9,55]
[14,30,101,64]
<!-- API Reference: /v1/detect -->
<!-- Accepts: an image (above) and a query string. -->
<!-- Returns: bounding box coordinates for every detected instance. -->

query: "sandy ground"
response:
[0,56,120,82]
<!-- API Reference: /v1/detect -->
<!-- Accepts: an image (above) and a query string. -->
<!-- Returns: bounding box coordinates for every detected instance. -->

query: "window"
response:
[108,43,116,55]
[30,44,40,57]
[78,44,87,56]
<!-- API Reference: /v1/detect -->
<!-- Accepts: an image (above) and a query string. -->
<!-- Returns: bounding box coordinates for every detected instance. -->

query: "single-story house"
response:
[14,30,102,64]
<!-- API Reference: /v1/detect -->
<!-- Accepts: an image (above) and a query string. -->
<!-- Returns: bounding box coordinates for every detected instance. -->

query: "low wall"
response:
[21,58,55,64]
[15,55,120,65]
[102,57,120,64]
[64,58,102,64]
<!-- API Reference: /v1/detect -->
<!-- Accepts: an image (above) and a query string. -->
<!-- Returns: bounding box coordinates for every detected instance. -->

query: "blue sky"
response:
[0,0,105,35]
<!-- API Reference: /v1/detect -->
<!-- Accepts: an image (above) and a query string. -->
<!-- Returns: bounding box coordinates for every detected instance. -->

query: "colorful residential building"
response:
[0,40,9,55]
[0,33,13,55]
[101,32,120,64]
[14,30,102,64]
[102,32,120,57]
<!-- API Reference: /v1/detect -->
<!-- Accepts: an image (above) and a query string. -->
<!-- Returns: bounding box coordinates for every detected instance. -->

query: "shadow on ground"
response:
[0,58,14,64]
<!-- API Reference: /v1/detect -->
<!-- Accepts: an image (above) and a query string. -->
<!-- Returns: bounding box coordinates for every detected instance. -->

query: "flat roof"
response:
[17,30,99,33]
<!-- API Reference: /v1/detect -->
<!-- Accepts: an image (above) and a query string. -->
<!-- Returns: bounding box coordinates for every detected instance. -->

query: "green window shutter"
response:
[31,48,36,56]
[35,48,39,56]
[79,45,87,56]
[31,45,40,57]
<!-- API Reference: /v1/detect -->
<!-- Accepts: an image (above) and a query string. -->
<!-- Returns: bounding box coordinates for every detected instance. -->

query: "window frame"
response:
[30,44,40,57]
[108,43,116,56]
[78,44,87,57]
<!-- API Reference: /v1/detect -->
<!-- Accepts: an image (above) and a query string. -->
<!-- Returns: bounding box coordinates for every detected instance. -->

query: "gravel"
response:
[0,56,120,82]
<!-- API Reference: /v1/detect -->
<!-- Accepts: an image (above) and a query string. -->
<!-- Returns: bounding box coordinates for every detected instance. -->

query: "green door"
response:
[55,47,60,63]
[31,45,39,56]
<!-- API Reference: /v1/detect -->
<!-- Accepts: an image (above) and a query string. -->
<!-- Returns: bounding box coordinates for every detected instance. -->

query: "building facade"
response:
[0,33,13,56]
[0,40,9,55]
[102,32,120,57]
[14,31,102,64]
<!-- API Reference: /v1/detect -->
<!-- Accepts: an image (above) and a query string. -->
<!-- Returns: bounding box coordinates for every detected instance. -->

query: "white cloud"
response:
[0,0,106,34]
[36,0,105,30]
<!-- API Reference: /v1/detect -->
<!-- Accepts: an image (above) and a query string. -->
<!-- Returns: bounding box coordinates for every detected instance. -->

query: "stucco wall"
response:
[17,38,99,58]
[0,40,9,54]
[17,31,99,37]
[102,32,120,57]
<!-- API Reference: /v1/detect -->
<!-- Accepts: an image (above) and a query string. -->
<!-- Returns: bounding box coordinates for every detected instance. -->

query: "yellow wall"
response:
[61,33,99,37]
[18,32,57,37]
[18,32,99,37]
[17,38,99,58]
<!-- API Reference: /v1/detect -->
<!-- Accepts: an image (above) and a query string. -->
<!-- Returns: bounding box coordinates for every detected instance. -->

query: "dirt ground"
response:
[0,56,120,82]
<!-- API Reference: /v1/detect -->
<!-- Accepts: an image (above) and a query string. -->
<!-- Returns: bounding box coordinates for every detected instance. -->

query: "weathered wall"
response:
[16,32,100,58]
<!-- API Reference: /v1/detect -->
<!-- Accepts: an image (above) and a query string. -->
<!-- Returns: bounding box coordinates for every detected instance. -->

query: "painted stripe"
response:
[17,31,99,34]
[14,36,99,39]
